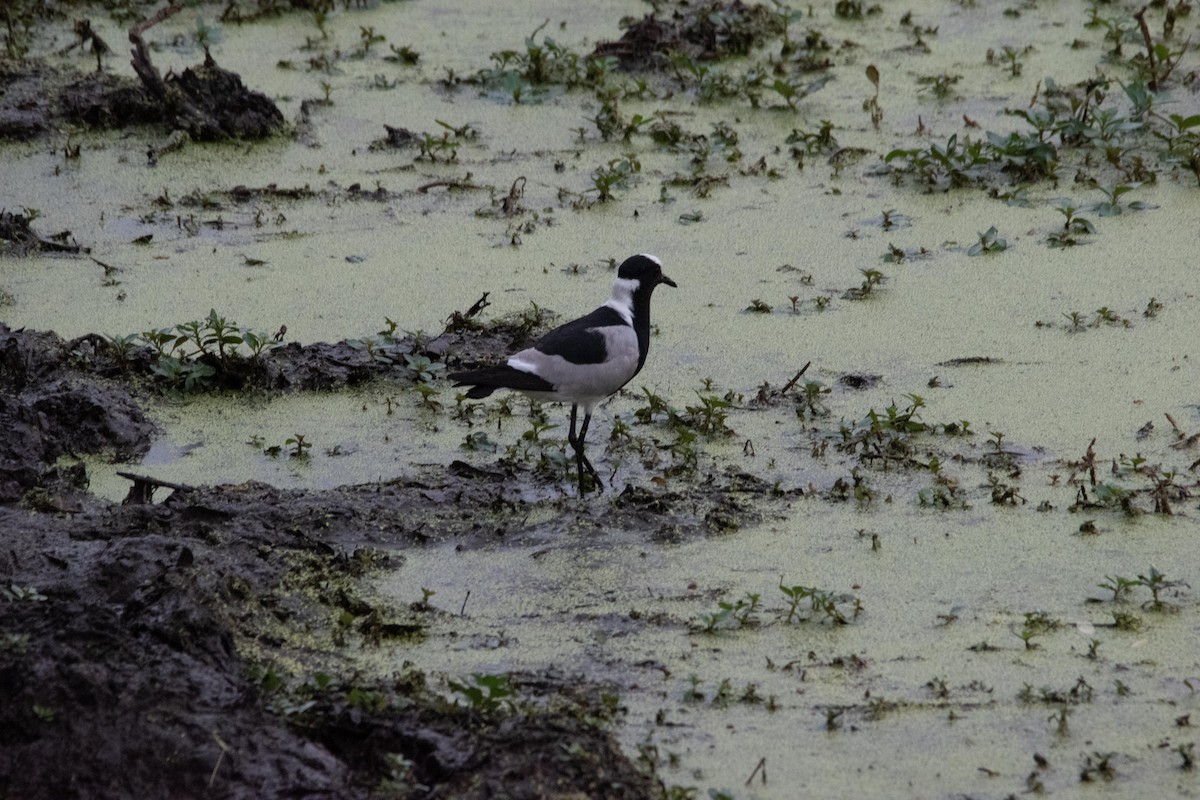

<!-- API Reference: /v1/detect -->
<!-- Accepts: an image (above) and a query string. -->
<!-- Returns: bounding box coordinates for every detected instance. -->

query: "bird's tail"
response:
[446,364,554,399]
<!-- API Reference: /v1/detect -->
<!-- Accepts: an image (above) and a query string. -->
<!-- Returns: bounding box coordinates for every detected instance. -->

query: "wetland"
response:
[2,0,1199,798]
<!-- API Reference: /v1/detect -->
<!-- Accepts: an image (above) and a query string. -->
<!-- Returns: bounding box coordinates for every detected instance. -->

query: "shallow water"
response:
[4,0,1199,796]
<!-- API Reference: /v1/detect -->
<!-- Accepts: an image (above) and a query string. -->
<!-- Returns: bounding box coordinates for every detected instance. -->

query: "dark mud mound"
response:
[260,340,392,391]
[82,303,547,395]
[0,325,155,503]
[0,209,82,256]
[128,4,285,142]
[595,0,782,69]
[0,44,282,142]
[0,64,56,140]
[0,482,663,800]
[0,63,157,140]
[0,528,352,799]
[0,63,154,140]
[60,68,165,130]
[143,49,285,140]
[310,699,655,799]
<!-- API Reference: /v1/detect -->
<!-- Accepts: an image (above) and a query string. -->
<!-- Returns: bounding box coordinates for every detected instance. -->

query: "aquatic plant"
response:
[447,673,514,715]
[967,226,1007,256]
[285,433,312,458]
[1046,200,1095,248]
[779,581,862,625]
[1015,610,1061,650]
[885,135,987,188]
[693,592,761,633]
[590,156,641,202]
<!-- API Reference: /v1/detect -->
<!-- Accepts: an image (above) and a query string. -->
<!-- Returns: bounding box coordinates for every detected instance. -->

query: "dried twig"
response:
[744,756,767,786]
[779,361,812,395]
[117,470,194,504]
[128,4,182,99]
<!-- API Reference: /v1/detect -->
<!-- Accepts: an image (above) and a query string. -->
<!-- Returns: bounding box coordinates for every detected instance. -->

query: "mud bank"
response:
[0,480,662,799]
[0,321,779,799]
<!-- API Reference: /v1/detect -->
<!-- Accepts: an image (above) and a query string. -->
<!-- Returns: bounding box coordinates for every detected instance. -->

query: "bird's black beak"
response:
[660,274,677,288]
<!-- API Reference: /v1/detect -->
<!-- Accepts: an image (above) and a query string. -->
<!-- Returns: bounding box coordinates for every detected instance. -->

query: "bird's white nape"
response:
[605,277,639,325]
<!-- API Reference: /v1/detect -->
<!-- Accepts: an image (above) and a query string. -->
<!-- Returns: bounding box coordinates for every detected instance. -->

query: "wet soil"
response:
[1,5,282,145]
[1,53,280,144]
[0,479,663,799]
[0,482,657,800]
[0,325,155,504]
[0,320,779,799]
[593,0,781,69]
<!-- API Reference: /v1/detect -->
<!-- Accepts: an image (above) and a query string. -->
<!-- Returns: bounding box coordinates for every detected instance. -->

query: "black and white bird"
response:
[447,253,677,494]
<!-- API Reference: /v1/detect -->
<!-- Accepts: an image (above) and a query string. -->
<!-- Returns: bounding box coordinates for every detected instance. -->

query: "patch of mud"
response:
[129,46,284,141]
[0,485,661,799]
[0,209,83,256]
[0,64,57,140]
[0,325,155,503]
[0,63,163,140]
[54,296,548,395]
[0,321,784,798]
[255,322,532,393]
[1,35,282,142]
[59,67,166,130]
[594,0,782,69]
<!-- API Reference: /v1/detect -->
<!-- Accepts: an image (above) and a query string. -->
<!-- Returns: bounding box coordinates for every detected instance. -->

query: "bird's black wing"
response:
[533,306,627,365]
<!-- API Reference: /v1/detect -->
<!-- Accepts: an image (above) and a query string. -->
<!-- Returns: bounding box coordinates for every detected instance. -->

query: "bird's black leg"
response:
[567,404,601,494]
[577,411,600,490]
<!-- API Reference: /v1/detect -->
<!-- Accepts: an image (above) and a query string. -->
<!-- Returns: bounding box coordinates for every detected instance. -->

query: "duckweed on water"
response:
[5,0,1200,797]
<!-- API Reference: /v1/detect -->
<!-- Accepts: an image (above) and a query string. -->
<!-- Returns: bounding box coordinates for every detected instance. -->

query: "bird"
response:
[447,253,677,494]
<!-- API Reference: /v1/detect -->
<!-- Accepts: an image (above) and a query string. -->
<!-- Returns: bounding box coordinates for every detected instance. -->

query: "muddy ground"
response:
[0,320,676,799]
[0,13,784,790]
[0,312,782,798]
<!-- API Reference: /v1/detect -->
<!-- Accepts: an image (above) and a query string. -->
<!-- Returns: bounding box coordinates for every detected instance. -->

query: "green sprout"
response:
[967,226,1007,255]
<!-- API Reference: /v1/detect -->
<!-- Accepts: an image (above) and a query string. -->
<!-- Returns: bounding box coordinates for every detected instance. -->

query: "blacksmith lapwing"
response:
[447,253,677,494]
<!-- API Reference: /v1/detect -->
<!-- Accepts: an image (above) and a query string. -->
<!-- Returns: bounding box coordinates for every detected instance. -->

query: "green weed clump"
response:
[118,309,279,394]
[691,581,863,634]
[447,673,515,715]
[1097,566,1186,612]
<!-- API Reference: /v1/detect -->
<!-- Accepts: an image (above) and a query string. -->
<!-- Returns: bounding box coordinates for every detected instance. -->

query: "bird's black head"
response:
[618,254,677,290]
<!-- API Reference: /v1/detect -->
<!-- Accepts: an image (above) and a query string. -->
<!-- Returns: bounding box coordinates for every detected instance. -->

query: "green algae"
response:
[5,0,1200,797]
